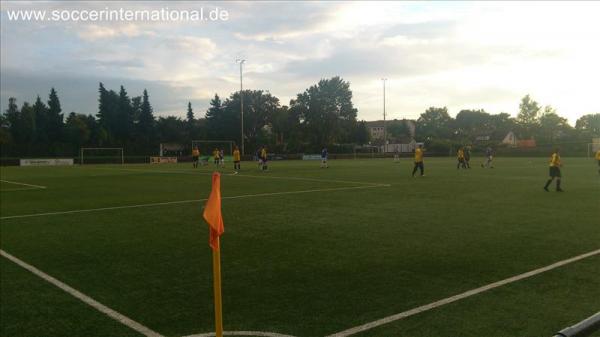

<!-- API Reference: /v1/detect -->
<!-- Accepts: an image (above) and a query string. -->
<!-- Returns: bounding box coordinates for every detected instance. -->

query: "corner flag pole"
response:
[212,239,223,337]
[203,172,225,337]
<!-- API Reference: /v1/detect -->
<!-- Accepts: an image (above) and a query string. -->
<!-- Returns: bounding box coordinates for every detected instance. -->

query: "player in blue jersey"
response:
[321,147,329,168]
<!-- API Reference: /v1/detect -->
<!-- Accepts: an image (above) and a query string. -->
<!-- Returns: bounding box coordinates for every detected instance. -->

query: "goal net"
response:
[80,148,124,165]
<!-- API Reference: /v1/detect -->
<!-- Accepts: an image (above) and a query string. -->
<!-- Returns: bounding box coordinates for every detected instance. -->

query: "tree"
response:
[224,90,282,150]
[386,119,412,142]
[131,96,142,125]
[137,89,155,152]
[538,108,571,143]
[517,95,541,138]
[117,85,133,142]
[354,120,370,145]
[47,88,64,143]
[575,113,600,136]
[5,97,20,134]
[96,83,119,143]
[65,112,91,150]
[416,107,453,140]
[489,113,517,140]
[186,102,194,123]
[32,96,49,144]
[289,76,358,150]
[17,102,36,146]
[157,116,186,144]
[1,98,19,153]
[454,109,490,140]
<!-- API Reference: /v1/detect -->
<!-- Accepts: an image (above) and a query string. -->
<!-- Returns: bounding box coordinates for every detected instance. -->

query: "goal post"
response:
[80,148,124,165]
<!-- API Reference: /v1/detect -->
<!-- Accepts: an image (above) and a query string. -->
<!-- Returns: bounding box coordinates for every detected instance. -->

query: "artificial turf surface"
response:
[1,157,598,337]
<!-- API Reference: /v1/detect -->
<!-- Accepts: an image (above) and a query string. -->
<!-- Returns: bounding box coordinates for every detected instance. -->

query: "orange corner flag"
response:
[203,172,224,250]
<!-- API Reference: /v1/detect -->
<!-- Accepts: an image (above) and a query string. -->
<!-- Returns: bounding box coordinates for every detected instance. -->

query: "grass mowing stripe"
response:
[0,179,47,189]
[0,187,45,192]
[0,249,165,337]
[182,331,299,337]
[92,167,391,187]
[326,248,600,337]
[0,184,387,220]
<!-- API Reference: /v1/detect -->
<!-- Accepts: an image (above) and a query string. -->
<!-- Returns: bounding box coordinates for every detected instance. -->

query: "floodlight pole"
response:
[236,59,246,156]
[382,78,387,153]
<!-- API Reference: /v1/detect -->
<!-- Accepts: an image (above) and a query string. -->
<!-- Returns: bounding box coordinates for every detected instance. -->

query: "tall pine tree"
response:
[117,85,133,142]
[47,88,63,144]
[32,95,49,144]
[186,101,194,123]
[137,89,155,152]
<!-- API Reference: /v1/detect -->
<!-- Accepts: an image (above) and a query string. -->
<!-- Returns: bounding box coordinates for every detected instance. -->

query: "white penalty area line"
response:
[182,331,298,337]
[0,179,46,191]
[0,184,387,220]
[0,249,165,337]
[326,248,600,337]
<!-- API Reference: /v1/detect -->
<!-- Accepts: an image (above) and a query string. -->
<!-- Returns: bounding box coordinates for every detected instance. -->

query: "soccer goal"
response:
[80,148,124,165]
[191,140,234,156]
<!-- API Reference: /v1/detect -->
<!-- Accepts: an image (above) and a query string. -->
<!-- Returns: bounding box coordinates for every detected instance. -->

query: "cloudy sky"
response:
[1,1,599,124]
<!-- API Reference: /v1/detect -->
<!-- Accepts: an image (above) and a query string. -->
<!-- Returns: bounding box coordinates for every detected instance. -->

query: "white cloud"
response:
[2,1,600,124]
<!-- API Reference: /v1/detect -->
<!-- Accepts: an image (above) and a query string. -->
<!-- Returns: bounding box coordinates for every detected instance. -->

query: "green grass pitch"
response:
[1,157,599,337]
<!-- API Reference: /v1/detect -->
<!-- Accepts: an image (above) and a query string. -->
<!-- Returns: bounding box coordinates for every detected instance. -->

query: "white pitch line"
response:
[326,248,600,337]
[0,179,46,189]
[0,187,43,192]
[182,331,298,337]
[0,249,165,337]
[0,184,386,220]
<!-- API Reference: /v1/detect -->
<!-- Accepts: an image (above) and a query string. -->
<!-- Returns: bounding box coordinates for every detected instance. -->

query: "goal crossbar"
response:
[80,147,124,165]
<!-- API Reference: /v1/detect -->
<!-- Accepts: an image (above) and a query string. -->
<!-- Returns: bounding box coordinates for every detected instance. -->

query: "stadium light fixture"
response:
[382,78,387,153]
[236,59,246,156]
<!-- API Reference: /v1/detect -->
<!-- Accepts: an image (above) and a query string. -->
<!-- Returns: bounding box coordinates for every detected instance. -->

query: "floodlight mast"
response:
[382,78,387,153]
[236,59,246,156]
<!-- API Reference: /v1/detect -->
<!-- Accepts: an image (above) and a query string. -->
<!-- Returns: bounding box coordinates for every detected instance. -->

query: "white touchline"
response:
[0,184,387,220]
[0,179,46,189]
[182,331,298,337]
[325,248,600,337]
[0,249,165,337]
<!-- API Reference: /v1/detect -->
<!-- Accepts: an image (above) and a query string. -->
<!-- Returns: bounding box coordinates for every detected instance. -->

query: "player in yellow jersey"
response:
[596,150,600,175]
[260,146,268,171]
[457,147,466,169]
[192,147,200,168]
[212,148,219,166]
[233,146,241,173]
[544,148,563,192]
[412,144,425,177]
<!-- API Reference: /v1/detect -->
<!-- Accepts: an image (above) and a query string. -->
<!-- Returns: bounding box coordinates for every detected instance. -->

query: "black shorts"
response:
[192,156,199,161]
[234,160,240,164]
[549,166,561,178]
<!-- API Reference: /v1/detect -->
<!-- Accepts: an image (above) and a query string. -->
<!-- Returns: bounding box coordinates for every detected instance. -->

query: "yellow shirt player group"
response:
[190,145,259,174]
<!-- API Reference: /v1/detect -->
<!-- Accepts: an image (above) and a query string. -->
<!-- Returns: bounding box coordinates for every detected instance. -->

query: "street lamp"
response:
[381,78,387,153]
[236,59,246,156]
